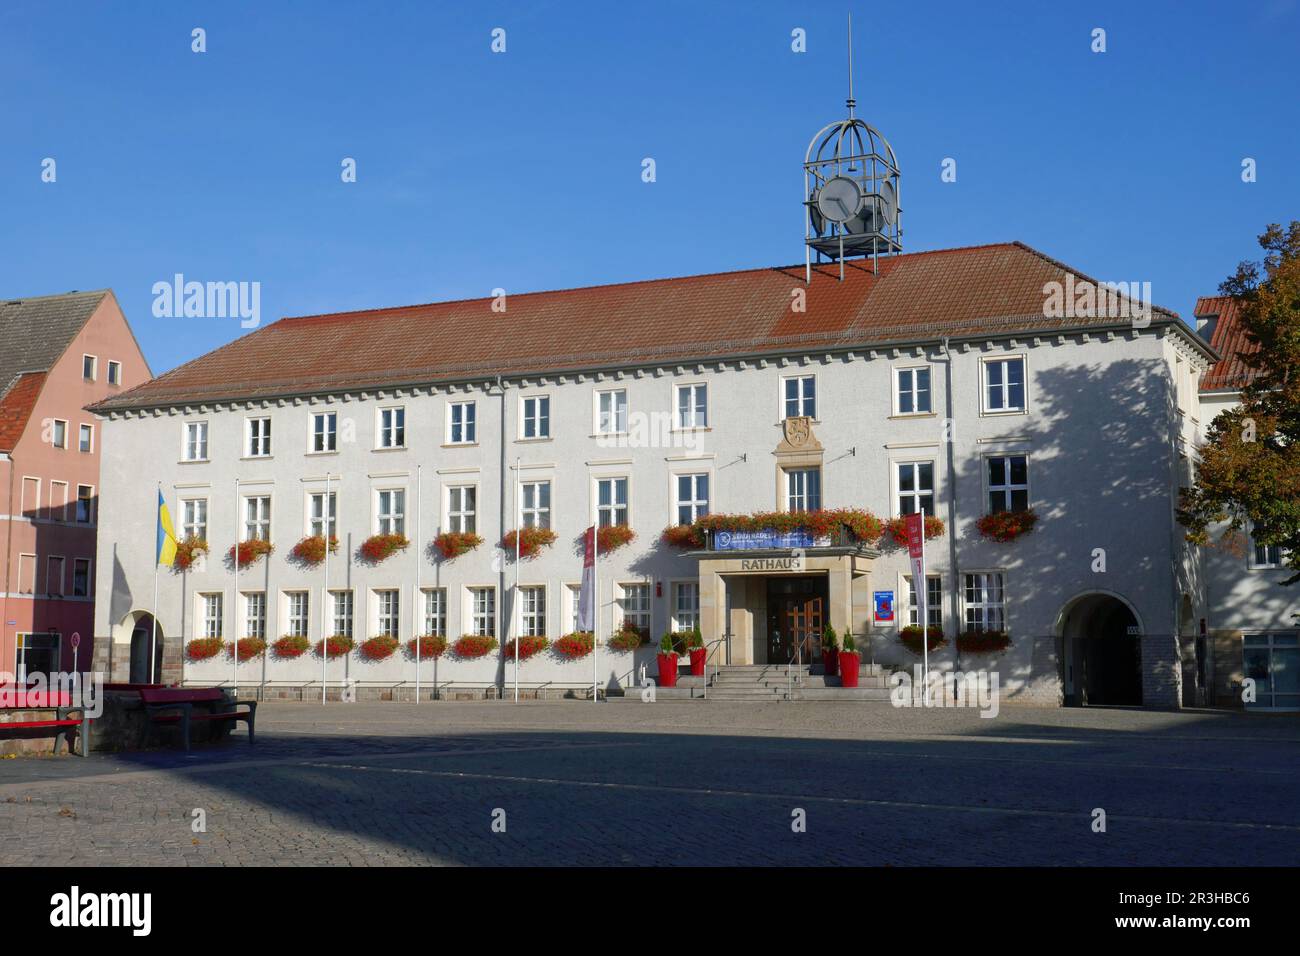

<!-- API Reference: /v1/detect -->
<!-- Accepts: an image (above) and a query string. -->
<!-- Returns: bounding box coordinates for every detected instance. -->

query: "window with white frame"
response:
[82,355,96,380]
[567,584,582,633]
[107,360,121,385]
[376,489,406,535]
[1249,527,1283,569]
[378,406,405,448]
[895,366,932,415]
[964,573,1006,632]
[675,383,708,429]
[182,498,208,540]
[243,592,266,639]
[897,461,935,517]
[246,417,272,457]
[786,467,821,512]
[52,420,67,449]
[470,587,496,637]
[520,586,546,637]
[184,421,208,461]
[619,583,651,637]
[672,582,700,632]
[374,589,400,637]
[309,491,336,538]
[596,477,629,527]
[906,575,943,629]
[244,496,271,541]
[421,588,446,637]
[521,396,550,439]
[448,401,476,444]
[520,480,551,529]
[72,558,90,597]
[311,411,337,452]
[331,590,354,638]
[675,473,709,525]
[75,485,94,524]
[447,485,477,533]
[78,424,93,453]
[597,389,627,434]
[783,375,816,419]
[983,357,1026,413]
[987,455,1029,513]
[201,593,223,639]
[286,591,310,638]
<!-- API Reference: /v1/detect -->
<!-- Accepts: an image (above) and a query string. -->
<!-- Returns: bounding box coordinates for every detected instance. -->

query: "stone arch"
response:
[1055,590,1143,707]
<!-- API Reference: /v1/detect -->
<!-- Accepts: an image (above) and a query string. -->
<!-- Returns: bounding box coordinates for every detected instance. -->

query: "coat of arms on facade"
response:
[783,416,814,448]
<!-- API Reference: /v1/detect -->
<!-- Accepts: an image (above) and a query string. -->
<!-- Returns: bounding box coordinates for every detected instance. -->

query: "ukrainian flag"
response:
[156,490,177,566]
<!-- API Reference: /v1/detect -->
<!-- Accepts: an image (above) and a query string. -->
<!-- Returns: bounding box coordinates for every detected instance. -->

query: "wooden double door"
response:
[766,576,828,664]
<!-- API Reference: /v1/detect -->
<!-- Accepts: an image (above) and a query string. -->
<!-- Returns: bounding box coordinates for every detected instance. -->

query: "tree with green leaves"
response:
[1178,221,1300,588]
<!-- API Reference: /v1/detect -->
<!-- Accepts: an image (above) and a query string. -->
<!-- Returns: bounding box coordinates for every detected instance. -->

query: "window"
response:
[421,588,446,637]
[375,590,400,637]
[597,389,627,434]
[183,421,208,461]
[15,633,59,683]
[1242,633,1299,711]
[521,396,550,439]
[52,420,67,449]
[783,375,816,419]
[243,592,266,639]
[72,559,90,597]
[984,357,1026,413]
[448,401,476,444]
[675,473,709,525]
[470,587,496,637]
[82,355,96,380]
[1249,527,1283,569]
[619,583,651,638]
[78,424,93,453]
[897,462,935,517]
[201,593,223,639]
[311,412,337,452]
[596,477,629,527]
[520,586,546,637]
[331,590,354,639]
[520,480,551,529]
[46,556,65,595]
[17,554,35,594]
[246,417,272,457]
[107,360,121,385]
[378,407,406,448]
[447,485,477,533]
[672,582,700,632]
[895,366,932,415]
[964,573,1006,633]
[50,481,68,521]
[286,591,310,638]
[244,495,271,541]
[376,489,406,535]
[675,383,708,429]
[75,485,94,524]
[182,498,208,540]
[20,477,39,518]
[786,468,821,512]
[906,575,943,629]
[309,491,336,538]
[987,456,1029,513]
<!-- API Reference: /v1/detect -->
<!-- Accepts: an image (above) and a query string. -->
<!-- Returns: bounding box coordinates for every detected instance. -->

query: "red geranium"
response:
[227,538,274,568]
[434,531,483,560]
[500,527,558,559]
[359,636,400,661]
[406,635,448,659]
[607,623,646,652]
[314,635,355,658]
[290,534,339,565]
[272,635,311,659]
[898,625,947,655]
[453,635,498,659]
[226,637,267,661]
[880,515,947,549]
[174,536,209,571]
[359,533,409,564]
[185,637,224,661]
[556,632,596,659]
[975,509,1038,543]
[596,524,636,553]
[501,636,550,661]
[660,525,707,549]
[956,629,1013,653]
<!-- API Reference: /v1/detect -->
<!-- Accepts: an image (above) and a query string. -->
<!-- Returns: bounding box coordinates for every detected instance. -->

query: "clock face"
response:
[816,176,864,223]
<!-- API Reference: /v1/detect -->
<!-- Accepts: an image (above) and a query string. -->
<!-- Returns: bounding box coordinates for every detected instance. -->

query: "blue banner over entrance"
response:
[713,529,815,551]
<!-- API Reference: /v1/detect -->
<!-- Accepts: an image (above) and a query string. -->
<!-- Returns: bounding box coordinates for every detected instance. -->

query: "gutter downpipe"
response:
[496,374,507,701]
[942,337,961,686]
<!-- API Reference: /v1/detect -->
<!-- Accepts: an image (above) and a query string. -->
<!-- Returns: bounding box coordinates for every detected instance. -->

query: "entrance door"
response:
[1061,595,1141,706]
[130,618,162,684]
[766,576,827,664]
[1243,633,1299,711]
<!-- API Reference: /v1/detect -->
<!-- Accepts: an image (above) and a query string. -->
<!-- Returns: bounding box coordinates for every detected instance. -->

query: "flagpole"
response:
[414,465,422,704]
[151,482,161,685]
[321,473,331,705]
[592,519,599,704]
[233,477,239,700]
[514,457,520,704]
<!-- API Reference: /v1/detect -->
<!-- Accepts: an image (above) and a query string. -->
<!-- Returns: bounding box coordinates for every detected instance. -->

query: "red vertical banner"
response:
[577,526,595,631]
[905,512,927,626]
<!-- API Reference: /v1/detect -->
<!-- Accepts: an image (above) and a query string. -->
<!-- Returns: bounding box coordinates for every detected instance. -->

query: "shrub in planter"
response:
[880,515,946,549]
[596,524,636,553]
[606,624,644,653]
[290,534,339,566]
[975,509,1038,543]
[434,531,483,560]
[821,622,840,677]
[956,629,1013,654]
[227,538,273,568]
[174,536,209,571]
[555,632,596,659]
[186,637,224,661]
[660,524,707,550]
[500,527,559,559]
[686,628,706,676]
[314,634,355,659]
[359,635,400,661]
[453,634,498,659]
[359,533,409,564]
[899,625,947,655]
[272,634,311,659]
[502,636,550,662]
[406,635,448,659]
[656,632,678,688]
[665,631,693,656]
[226,637,267,661]
[839,628,861,688]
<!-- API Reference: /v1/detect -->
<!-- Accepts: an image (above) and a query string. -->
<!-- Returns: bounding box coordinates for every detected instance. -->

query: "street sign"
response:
[70,632,81,649]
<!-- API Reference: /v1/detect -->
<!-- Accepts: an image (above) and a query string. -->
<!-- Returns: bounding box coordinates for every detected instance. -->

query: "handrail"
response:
[702,637,727,699]
[786,630,812,700]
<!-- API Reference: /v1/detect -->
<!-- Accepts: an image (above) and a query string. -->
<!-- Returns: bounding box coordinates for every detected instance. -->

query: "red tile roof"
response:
[92,242,1196,412]
[0,371,48,452]
[1195,295,1258,391]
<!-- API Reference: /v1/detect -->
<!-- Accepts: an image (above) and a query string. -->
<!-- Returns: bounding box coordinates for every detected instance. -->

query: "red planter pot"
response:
[838,652,860,688]
[823,648,839,677]
[689,647,706,676]
[657,653,679,687]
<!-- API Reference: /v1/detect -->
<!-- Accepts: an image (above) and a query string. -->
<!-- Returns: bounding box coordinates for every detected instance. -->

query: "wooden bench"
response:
[139,687,256,751]
[0,688,92,756]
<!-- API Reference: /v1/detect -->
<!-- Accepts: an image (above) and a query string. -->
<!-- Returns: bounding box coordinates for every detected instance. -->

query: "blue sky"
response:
[2,0,1296,375]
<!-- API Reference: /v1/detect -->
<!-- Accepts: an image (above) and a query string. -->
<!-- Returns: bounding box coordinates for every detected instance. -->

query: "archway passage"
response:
[129,615,163,684]
[1061,594,1141,706]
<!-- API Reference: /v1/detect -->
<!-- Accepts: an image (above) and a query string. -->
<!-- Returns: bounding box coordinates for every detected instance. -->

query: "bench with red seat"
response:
[139,687,256,751]
[0,687,92,756]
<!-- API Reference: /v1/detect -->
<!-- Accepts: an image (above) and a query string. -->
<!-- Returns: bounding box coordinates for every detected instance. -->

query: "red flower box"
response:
[500,527,558,559]
[406,635,448,659]
[272,634,311,659]
[452,635,498,659]
[975,509,1038,543]
[174,536,209,571]
[359,533,409,564]
[227,538,273,568]
[956,629,1013,654]
[661,525,707,549]
[596,524,636,553]
[359,636,400,661]
[606,626,644,653]
[226,637,267,661]
[314,635,355,659]
[434,531,483,560]
[899,625,947,655]
[502,636,550,661]
[881,515,946,549]
[556,632,596,659]
[290,534,339,565]
[185,637,224,661]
